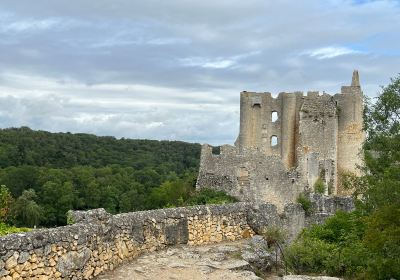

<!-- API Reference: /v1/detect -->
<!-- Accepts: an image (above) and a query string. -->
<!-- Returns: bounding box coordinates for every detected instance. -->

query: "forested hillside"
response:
[0,127,225,227]
[0,127,199,172]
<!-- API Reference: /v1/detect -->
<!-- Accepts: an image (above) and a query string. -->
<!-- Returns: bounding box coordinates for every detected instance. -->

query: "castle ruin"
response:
[197,71,364,209]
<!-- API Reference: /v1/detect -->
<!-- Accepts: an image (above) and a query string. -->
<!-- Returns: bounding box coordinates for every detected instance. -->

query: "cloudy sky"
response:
[0,0,399,145]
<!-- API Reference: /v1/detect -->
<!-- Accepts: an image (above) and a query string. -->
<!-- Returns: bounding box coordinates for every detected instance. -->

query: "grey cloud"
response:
[0,94,238,145]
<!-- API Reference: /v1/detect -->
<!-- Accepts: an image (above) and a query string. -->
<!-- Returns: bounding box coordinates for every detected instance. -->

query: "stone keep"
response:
[197,71,364,209]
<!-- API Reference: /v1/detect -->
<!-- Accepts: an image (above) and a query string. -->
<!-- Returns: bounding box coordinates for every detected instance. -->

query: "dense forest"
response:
[0,128,235,228]
[0,127,200,171]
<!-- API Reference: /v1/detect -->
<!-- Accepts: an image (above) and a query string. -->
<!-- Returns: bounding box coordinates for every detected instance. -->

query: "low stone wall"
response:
[0,196,353,280]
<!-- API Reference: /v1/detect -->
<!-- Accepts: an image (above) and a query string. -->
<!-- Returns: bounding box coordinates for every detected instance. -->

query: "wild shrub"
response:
[313,178,325,194]
[297,194,313,216]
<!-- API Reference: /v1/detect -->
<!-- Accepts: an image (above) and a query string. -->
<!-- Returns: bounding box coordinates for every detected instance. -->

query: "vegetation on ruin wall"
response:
[285,75,400,279]
[0,128,234,228]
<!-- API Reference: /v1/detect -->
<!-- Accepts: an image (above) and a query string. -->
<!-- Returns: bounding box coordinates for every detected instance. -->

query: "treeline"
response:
[0,128,234,228]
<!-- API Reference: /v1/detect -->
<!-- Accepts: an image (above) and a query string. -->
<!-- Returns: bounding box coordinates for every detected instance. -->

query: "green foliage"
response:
[147,178,192,209]
[313,178,325,194]
[262,226,286,247]
[186,188,238,206]
[12,189,43,227]
[0,127,201,173]
[285,235,336,274]
[296,193,312,216]
[362,204,400,278]
[0,185,13,223]
[361,74,400,213]
[66,211,75,225]
[285,212,369,278]
[0,222,30,236]
[0,127,202,227]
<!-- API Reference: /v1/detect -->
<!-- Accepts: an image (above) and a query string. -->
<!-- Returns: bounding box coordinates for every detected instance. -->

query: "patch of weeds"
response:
[313,177,325,194]
[297,193,313,216]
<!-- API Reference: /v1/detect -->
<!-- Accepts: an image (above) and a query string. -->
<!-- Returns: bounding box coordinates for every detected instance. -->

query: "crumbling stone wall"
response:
[196,144,303,211]
[197,71,364,205]
[0,197,353,280]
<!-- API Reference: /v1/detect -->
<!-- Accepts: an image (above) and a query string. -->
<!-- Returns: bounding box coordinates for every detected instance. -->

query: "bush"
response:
[297,194,312,216]
[285,211,370,278]
[186,188,238,205]
[314,178,325,194]
[262,226,286,247]
[285,235,335,274]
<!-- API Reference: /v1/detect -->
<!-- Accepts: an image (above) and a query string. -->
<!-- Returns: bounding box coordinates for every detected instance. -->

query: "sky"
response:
[0,0,399,145]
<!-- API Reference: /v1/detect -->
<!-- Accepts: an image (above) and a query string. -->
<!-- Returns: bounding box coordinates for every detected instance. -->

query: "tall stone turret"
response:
[334,71,365,195]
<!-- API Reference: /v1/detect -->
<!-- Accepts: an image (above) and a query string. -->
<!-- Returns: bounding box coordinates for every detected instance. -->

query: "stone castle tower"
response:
[197,71,364,209]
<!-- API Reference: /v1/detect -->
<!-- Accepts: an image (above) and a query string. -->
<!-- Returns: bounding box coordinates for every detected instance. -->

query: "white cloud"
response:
[303,46,365,60]
[180,51,261,69]
[180,57,236,69]
[90,37,190,48]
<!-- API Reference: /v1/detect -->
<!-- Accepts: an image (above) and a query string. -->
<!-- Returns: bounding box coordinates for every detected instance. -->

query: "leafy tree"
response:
[147,178,192,209]
[12,189,43,227]
[119,183,146,212]
[0,185,13,223]
[39,181,78,226]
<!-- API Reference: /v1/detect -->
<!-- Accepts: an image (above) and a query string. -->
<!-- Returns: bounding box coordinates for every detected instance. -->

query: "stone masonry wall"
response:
[198,71,365,201]
[0,197,353,280]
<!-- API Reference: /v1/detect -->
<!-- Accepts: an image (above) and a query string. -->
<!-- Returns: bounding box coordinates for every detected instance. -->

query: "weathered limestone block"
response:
[5,253,18,271]
[56,248,91,277]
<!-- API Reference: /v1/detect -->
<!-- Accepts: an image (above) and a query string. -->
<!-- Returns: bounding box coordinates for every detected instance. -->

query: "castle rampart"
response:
[197,71,364,206]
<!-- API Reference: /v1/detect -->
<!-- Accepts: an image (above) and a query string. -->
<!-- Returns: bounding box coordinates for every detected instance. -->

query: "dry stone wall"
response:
[0,197,353,280]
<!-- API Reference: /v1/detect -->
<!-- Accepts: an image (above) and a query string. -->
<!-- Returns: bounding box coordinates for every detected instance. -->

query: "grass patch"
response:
[0,222,31,236]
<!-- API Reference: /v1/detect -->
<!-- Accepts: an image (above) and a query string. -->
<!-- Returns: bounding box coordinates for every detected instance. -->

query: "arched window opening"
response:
[271,111,278,122]
[271,135,278,147]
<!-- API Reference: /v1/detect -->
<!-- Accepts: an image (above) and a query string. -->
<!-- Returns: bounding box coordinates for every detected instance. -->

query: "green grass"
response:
[0,222,31,236]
